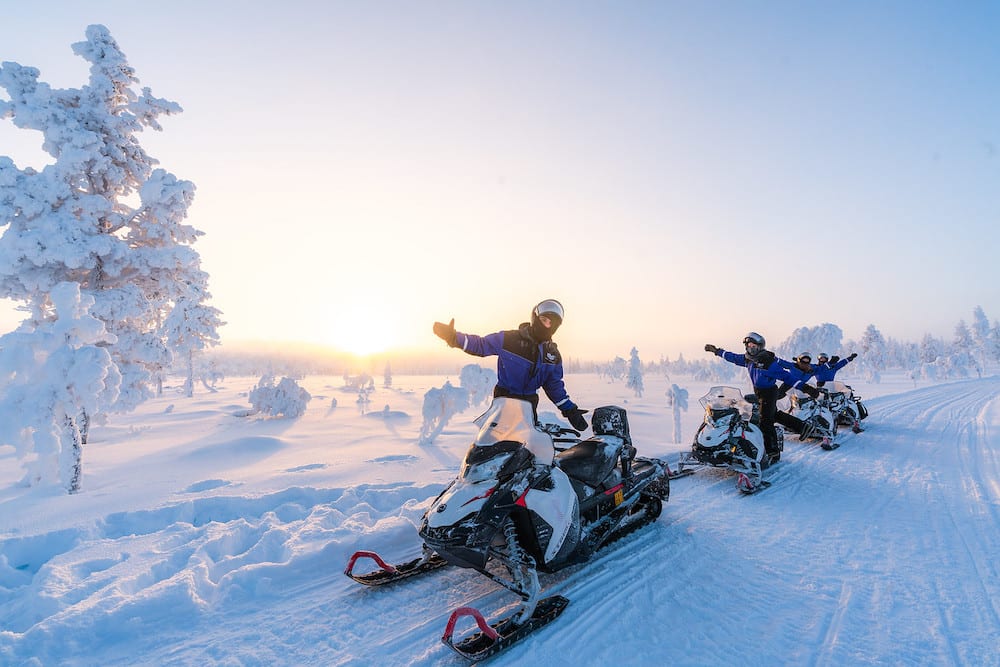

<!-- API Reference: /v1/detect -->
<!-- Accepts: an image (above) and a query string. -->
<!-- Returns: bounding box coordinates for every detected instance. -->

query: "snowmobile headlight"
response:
[462,452,513,482]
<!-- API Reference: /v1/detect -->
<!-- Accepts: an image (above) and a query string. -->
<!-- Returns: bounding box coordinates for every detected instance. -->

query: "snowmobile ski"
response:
[344,549,448,586]
[442,595,569,662]
[736,472,772,495]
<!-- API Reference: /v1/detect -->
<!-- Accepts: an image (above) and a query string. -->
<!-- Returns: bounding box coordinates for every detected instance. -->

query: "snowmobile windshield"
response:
[472,397,556,465]
[828,380,850,394]
[699,386,753,421]
[461,440,531,483]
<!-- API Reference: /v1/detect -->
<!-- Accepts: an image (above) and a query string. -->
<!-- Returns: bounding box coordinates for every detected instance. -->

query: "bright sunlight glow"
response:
[323,300,398,357]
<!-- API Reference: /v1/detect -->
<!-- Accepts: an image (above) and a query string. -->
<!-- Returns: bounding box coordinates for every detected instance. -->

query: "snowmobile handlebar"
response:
[539,422,580,438]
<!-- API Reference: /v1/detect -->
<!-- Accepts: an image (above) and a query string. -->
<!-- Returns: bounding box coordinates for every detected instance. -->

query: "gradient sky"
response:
[1,1,998,361]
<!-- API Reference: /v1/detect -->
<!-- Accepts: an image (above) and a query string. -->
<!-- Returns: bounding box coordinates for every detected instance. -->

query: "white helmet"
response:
[530,299,564,341]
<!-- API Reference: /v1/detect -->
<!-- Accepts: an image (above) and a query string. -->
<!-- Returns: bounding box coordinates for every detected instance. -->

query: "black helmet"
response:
[743,332,765,359]
[530,299,564,341]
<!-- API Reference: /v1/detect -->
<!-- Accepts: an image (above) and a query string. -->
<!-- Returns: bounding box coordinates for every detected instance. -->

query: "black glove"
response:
[847,353,858,361]
[432,318,457,347]
[562,408,589,431]
[704,344,719,355]
[829,355,840,365]
[801,384,819,399]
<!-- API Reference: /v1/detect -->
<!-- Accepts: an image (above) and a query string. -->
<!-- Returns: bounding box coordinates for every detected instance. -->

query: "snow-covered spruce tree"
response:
[605,356,627,383]
[970,306,991,370]
[627,347,644,398]
[952,320,974,357]
[0,25,218,418]
[989,321,1000,365]
[858,324,888,382]
[920,333,943,364]
[162,283,224,398]
[0,282,120,493]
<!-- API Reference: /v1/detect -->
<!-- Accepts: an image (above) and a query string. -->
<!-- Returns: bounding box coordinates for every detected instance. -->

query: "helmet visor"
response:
[533,299,564,322]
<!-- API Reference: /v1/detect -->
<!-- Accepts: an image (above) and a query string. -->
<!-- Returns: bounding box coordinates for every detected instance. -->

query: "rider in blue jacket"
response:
[777,352,817,384]
[705,333,819,461]
[815,352,864,432]
[813,352,857,386]
[433,299,588,431]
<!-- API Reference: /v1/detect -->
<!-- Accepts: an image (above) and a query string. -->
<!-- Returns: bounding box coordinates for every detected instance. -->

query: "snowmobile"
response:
[343,397,670,661]
[824,380,867,433]
[787,385,839,449]
[675,386,781,494]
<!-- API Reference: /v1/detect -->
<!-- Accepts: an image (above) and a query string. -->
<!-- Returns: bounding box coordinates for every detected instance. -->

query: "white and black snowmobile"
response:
[787,386,839,449]
[344,397,670,661]
[675,386,781,494]
[823,380,867,433]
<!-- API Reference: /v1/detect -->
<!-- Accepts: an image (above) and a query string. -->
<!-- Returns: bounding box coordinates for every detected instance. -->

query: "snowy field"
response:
[1,370,999,666]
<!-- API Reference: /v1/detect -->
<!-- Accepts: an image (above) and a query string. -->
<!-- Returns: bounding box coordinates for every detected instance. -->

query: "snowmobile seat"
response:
[556,438,622,487]
[591,406,631,446]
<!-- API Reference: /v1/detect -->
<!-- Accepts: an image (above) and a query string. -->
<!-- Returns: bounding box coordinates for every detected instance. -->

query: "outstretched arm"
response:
[705,344,746,368]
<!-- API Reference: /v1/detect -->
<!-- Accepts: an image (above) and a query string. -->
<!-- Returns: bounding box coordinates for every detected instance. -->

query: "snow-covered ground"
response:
[1,370,998,666]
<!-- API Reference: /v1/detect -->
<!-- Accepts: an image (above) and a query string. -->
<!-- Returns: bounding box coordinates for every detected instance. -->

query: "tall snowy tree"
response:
[970,306,991,369]
[919,333,943,363]
[0,282,120,493]
[989,321,1000,364]
[953,320,974,354]
[858,324,888,383]
[626,347,644,397]
[0,25,219,414]
[162,283,224,398]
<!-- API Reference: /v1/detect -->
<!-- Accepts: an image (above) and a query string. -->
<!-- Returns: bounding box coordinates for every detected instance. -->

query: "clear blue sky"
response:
[2,1,998,360]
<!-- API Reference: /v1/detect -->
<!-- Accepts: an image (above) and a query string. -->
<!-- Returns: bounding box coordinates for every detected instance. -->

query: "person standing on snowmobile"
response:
[432,299,589,432]
[813,352,857,386]
[705,333,819,461]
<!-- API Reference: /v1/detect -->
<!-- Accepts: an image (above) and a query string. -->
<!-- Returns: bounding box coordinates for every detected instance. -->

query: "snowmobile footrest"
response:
[344,550,448,585]
[443,595,569,661]
[667,465,697,480]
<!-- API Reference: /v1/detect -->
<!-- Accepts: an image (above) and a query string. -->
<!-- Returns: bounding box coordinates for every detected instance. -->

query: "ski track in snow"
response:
[1,376,999,665]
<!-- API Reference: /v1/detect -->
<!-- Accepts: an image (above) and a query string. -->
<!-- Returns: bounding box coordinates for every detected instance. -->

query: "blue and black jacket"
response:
[776,358,817,384]
[714,349,813,391]
[455,323,578,413]
[812,357,851,384]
